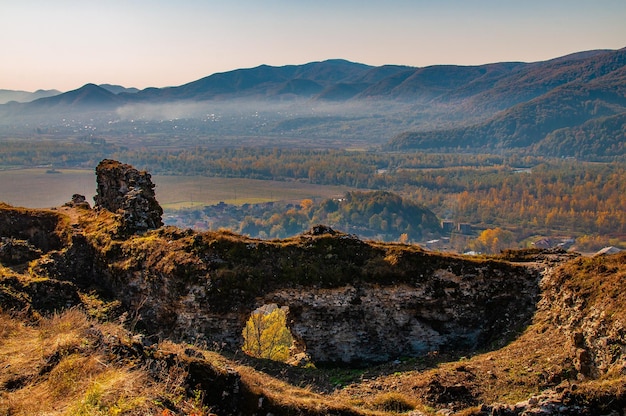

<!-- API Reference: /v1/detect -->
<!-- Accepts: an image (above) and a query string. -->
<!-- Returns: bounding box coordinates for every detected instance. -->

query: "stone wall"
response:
[105,229,541,365]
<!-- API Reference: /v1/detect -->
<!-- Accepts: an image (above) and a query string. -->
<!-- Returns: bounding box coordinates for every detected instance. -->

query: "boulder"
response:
[63,194,91,209]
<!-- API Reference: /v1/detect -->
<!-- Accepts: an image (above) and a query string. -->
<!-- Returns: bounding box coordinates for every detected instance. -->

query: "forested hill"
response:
[387,48,626,159]
[233,190,442,241]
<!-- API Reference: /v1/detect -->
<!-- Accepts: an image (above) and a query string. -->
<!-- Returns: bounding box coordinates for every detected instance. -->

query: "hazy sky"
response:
[2,0,625,92]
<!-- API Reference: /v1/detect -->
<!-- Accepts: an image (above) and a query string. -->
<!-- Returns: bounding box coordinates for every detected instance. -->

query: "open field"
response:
[0,169,96,208]
[0,168,354,209]
[155,175,354,209]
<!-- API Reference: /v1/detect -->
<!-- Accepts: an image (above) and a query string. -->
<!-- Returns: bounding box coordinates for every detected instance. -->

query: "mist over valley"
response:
[2,48,625,157]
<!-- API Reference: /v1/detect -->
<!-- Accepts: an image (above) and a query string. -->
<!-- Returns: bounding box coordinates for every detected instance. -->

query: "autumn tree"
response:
[242,304,294,362]
[470,227,515,254]
[300,198,314,211]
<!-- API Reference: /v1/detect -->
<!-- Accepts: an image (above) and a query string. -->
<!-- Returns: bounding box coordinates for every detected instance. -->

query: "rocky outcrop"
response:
[0,178,540,366]
[0,238,42,265]
[2,163,626,415]
[266,237,538,364]
[538,253,626,379]
[481,386,626,415]
[94,159,163,234]
[82,227,540,364]
[266,272,537,363]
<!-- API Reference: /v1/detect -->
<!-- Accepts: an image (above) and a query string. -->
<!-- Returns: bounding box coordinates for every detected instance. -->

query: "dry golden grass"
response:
[368,392,418,413]
[235,364,382,416]
[78,208,120,237]
[326,323,575,413]
[0,309,210,416]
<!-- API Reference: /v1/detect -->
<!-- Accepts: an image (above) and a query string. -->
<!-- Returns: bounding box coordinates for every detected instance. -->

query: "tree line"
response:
[2,140,624,248]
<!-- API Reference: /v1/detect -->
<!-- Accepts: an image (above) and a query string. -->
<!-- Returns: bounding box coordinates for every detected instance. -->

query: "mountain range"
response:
[0,88,61,105]
[1,48,625,158]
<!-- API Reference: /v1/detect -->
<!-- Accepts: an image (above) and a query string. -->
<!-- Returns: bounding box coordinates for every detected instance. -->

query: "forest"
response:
[1,139,625,253]
[114,147,626,235]
[174,190,441,242]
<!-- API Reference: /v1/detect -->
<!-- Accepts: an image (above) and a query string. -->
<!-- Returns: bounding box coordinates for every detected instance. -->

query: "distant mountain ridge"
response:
[387,48,626,157]
[7,50,624,107]
[24,83,123,110]
[0,84,137,105]
[123,59,379,101]
[99,84,139,95]
[0,89,60,104]
[1,48,625,158]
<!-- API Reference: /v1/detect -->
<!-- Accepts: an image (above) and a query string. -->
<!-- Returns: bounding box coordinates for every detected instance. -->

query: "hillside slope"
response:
[1,161,625,414]
[387,48,626,158]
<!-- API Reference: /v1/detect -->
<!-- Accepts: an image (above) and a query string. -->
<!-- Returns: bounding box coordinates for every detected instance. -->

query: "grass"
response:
[0,309,378,416]
[0,304,404,416]
[0,309,212,416]
[328,254,626,413]
[153,176,352,209]
[233,364,377,416]
[1,262,625,415]
[0,169,96,208]
[369,392,417,412]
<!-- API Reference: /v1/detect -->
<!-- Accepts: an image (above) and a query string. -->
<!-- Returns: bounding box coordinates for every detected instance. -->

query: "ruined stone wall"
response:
[0,203,68,252]
[108,230,541,365]
[94,159,163,234]
[537,253,626,378]
[168,260,539,364]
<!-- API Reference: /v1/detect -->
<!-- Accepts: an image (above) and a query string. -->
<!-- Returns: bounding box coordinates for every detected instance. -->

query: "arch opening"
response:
[241,304,295,362]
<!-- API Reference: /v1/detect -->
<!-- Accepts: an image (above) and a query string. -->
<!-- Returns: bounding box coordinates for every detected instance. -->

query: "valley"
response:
[1,46,626,415]
[0,168,352,209]
[1,144,624,253]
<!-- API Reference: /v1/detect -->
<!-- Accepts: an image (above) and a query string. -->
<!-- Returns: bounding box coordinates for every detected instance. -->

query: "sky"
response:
[2,0,625,92]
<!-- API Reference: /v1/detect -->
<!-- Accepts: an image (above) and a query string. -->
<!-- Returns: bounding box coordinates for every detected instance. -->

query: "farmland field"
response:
[0,168,354,209]
[0,169,96,208]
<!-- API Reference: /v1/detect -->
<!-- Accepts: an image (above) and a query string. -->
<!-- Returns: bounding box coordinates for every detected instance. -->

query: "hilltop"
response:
[1,160,625,415]
[0,89,60,105]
